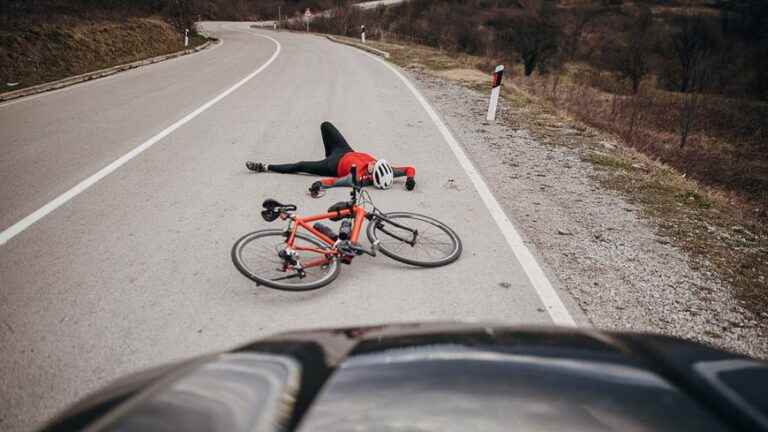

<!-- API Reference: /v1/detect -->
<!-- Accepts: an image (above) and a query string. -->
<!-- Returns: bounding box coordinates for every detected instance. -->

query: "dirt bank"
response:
[1,17,204,92]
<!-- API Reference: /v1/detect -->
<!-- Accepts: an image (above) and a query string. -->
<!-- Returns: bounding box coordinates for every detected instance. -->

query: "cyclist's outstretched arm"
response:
[309,168,416,193]
[393,166,416,190]
[311,175,372,191]
[393,166,415,178]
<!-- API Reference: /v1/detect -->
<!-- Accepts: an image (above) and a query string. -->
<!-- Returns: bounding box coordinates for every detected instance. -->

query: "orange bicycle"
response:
[232,166,462,290]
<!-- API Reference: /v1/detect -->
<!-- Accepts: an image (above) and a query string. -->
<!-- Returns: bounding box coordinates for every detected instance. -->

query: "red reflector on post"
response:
[491,69,504,88]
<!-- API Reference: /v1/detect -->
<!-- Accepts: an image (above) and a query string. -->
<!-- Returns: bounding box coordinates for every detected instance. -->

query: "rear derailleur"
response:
[278,248,305,278]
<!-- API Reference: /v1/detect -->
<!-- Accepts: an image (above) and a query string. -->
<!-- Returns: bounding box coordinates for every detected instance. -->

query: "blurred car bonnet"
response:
[40,323,768,432]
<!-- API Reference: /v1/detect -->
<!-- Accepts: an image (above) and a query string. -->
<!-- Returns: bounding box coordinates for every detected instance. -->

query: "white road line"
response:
[0,39,224,109]
[0,34,281,246]
[366,52,577,326]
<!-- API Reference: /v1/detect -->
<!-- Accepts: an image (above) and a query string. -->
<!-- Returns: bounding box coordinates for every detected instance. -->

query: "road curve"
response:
[0,23,577,431]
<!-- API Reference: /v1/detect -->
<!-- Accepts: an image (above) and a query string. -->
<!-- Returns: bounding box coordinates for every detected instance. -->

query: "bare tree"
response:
[663,8,717,148]
[165,0,196,31]
[500,0,559,76]
[670,13,719,93]
[678,54,709,148]
[610,7,653,94]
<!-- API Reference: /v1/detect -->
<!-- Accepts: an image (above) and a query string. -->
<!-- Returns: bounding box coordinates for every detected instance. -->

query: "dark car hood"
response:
[40,323,768,432]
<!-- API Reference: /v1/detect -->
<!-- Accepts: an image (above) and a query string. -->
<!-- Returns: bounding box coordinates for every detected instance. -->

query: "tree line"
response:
[2,0,352,31]
[308,0,768,103]
[6,0,764,102]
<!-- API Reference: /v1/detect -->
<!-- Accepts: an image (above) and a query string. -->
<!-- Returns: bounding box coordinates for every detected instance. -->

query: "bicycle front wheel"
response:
[367,212,462,267]
[232,229,340,291]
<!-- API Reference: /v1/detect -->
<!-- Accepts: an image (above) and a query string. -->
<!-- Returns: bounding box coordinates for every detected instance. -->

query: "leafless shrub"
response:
[606,6,653,94]
[497,1,560,76]
[660,12,720,93]
[679,90,704,148]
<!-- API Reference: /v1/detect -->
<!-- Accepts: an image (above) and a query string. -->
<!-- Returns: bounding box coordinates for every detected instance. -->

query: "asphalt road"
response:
[0,23,578,431]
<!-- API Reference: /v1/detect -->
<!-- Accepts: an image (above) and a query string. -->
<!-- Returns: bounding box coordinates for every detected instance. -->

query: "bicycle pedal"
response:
[341,255,354,265]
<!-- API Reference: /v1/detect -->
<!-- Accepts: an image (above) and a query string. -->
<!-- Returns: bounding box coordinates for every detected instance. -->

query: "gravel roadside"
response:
[406,67,768,359]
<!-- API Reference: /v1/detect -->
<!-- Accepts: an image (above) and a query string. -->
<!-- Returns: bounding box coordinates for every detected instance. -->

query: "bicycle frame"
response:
[284,205,367,269]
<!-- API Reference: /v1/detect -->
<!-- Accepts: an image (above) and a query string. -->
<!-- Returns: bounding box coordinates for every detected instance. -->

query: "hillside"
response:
[0,0,362,92]
[0,17,204,92]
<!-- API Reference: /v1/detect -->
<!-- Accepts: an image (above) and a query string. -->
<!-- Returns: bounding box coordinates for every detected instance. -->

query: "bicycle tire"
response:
[366,212,462,267]
[232,229,340,291]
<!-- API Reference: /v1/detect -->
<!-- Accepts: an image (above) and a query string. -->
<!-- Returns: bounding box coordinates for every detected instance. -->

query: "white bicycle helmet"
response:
[372,159,394,190]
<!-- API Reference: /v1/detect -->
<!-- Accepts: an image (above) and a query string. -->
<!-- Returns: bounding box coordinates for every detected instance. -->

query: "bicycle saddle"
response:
[262,199,296,211]
[261,199,297,222]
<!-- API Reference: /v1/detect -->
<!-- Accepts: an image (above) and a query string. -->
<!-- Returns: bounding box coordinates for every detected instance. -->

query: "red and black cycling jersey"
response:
[319,152,415,189]
[265,122,416,190]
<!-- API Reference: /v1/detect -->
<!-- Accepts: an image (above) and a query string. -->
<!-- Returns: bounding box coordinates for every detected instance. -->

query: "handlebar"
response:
[309,183,324,199]
[308,164,362,200]
[350,164,358,187]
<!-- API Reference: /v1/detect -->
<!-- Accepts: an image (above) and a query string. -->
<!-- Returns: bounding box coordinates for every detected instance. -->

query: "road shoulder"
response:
[406,67,767,358]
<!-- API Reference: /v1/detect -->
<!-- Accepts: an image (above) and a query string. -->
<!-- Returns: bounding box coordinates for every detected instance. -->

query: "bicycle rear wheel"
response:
[232,229,340,291]
[367,212,462,267]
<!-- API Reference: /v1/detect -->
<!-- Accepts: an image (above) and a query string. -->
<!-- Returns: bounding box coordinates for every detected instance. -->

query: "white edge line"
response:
[0,34,281,246]
[365,52,577,326]
[0,39,224,109]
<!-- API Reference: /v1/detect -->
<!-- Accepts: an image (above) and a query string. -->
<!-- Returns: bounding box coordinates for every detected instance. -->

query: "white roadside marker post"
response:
[361,24,366,44]
[486,65,504,121]
[184,29,189,48]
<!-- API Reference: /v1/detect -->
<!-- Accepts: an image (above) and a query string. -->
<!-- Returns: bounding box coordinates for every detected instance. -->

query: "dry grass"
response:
[514,76,768,326]
[433,68,489,85]
[356,36,768,326]
[334,35,492,72]
[515,66,768,214]
[584,149,767,321]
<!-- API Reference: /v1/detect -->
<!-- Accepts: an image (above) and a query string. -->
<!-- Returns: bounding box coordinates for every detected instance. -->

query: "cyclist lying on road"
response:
[246,121,416,194]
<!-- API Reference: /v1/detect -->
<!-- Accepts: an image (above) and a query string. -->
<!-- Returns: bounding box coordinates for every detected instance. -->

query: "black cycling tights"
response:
[268,122,353,177]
